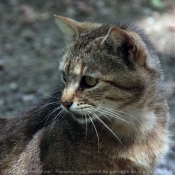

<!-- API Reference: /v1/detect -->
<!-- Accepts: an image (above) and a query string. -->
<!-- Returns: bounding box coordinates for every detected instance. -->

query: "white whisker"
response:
[84,114,88,137]
[44,106,62,127]
[49,109,64,126]
[99,106,151,130]
[38,101,60,112]
[91,112,124,146]
[36,104,61,125]
[38,90,61,100]
[100,107,141,125]
[97,108,131,125]
[47,109,64,138]
[88,114,100,151]
[93,108,112,123]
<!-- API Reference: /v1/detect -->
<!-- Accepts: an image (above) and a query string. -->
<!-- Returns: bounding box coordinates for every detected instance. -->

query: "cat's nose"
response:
[61,100,73,110]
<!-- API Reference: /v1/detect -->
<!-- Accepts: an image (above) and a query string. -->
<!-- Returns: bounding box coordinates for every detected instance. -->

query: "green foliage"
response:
[151,0,165,9]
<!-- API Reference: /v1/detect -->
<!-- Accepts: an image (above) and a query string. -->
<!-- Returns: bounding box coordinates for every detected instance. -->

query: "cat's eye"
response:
[80,76,98,88]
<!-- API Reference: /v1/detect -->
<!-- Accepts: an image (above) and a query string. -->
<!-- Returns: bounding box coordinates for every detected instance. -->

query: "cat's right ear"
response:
[101,27,146,66]
[54,15,81,42]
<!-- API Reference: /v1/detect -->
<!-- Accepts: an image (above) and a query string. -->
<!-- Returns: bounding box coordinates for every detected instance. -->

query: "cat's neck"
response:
[99,98,156,140]
[109,107,157,142]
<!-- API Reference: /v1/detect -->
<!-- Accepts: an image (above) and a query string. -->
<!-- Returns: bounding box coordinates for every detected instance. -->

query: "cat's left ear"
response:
[102,27,146,66]
[54,15,81,42]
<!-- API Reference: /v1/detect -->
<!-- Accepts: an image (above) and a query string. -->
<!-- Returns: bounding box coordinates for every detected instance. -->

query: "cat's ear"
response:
[102,27,146,66]
[54,15,81,42]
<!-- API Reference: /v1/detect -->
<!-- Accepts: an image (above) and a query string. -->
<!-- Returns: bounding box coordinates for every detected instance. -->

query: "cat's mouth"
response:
[61,102,98,123]
[61,105,95,123]
[61,102,94,114]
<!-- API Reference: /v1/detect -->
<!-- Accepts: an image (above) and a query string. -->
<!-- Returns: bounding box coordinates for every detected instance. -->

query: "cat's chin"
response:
[72,113,86,119]
[71,113,96,124]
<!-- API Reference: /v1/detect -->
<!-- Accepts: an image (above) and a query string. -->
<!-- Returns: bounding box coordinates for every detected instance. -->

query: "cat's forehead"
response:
[59,52,96,76]
[59,49,122,78]
[59,28,128,76]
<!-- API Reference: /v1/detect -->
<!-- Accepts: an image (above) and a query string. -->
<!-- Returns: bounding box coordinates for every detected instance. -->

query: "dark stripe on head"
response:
[105,97,125,102]
[102,80,138,91]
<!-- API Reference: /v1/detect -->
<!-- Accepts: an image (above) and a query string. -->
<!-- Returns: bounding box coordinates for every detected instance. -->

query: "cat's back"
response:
[0,116,148,175]
[40,119,157,174]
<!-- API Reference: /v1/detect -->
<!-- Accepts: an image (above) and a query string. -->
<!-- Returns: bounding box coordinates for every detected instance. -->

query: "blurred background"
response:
[0,0,175,174]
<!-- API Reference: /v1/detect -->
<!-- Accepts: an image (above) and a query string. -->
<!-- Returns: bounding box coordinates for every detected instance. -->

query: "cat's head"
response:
[55,15,161,124]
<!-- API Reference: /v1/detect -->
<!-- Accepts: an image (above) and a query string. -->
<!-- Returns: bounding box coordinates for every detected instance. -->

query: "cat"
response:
[0,15,170,175]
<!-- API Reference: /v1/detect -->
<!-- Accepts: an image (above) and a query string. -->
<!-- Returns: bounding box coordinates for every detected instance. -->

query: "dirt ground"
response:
[0,0,175,174]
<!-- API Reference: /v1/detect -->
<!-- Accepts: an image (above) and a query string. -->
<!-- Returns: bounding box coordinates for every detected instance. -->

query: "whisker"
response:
[114,110,142,125]
[44,106,62,127]
[88,114,100,151]
[48,109,64,134]
[49,109,64,126]
[97,108,132,125]
[92,112,124,146]
[47,109,64,141]
[38,90,61,100]
[37,101,60,112]
[99,107,151,129]
[36,103,61,125]
[84,114,88,137]
[93,108,112,123]
[100,107,141,125]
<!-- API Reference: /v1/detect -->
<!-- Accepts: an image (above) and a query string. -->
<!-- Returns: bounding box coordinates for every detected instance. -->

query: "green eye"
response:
[81,76,98,88]
[85,76,97,87]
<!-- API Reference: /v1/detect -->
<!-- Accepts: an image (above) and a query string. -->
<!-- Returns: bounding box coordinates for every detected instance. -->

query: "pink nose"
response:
[61,101,73,110]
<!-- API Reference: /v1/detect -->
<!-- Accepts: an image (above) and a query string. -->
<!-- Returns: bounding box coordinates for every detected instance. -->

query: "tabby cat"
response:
[0,16,170,175]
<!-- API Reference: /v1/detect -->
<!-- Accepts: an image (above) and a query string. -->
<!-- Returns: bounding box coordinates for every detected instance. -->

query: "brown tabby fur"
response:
[0,16,170,175]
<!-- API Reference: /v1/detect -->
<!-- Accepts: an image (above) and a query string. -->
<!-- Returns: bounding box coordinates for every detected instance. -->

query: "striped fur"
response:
[0,16,170,174]
[56,16,170,173]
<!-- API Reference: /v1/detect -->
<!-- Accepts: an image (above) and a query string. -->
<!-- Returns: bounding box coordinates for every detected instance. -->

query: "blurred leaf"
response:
[151,0,164,9]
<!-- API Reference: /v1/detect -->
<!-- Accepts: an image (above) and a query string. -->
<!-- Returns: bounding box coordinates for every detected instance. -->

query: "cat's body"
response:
[0,16,170,174]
